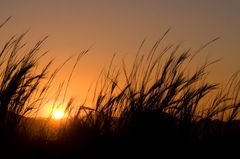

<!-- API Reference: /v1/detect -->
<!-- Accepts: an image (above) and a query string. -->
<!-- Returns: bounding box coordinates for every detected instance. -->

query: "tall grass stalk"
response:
[66,30,240,143]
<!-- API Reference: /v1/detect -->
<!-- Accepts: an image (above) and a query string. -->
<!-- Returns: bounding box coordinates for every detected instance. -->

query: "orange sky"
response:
[0,0,240,116]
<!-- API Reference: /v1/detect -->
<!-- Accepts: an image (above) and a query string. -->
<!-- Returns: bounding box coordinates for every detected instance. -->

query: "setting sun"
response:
[52,109,65,120]
[1,0,240,157]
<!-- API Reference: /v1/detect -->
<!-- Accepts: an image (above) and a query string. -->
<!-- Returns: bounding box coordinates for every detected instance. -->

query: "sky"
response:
[0,0,240,115]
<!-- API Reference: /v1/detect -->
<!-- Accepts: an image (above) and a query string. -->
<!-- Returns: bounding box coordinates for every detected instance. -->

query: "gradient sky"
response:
[0,0,240,113]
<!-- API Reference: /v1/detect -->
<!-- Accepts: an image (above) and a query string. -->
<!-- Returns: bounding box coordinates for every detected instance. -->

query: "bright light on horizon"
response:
[52,109,65,120]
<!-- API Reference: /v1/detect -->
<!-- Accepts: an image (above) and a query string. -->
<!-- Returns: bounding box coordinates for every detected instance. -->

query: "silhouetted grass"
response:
[0,17,50,130]
[59,30,240,153]
[0,17,76,157]
[1,17,240,157]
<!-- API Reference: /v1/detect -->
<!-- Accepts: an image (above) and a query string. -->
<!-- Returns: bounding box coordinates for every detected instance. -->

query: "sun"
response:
[52,109,65,120]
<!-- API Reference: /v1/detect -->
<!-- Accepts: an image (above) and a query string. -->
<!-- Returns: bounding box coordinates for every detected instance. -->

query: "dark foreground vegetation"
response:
[0,18,240,158]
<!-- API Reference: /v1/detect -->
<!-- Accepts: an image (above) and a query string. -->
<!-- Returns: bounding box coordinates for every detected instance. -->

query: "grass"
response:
[1,17,240,157]
[0,19,50,130]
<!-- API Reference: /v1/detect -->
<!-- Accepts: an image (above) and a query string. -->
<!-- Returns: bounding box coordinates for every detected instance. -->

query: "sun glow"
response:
[52,109,65,120]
